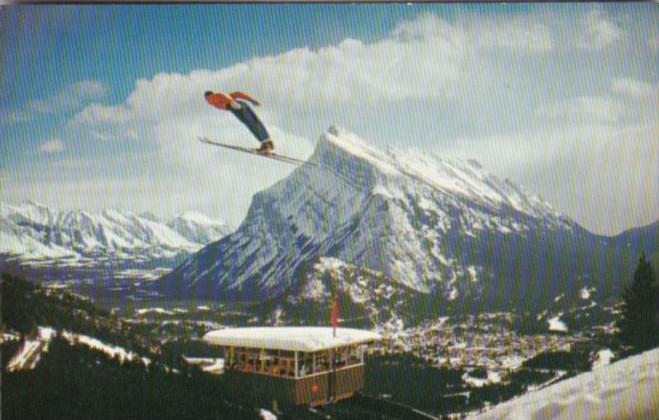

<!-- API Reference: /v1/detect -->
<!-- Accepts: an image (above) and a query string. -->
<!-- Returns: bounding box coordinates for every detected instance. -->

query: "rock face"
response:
[156,127,643,315]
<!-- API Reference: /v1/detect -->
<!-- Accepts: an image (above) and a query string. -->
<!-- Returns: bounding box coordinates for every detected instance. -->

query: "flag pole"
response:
[331,294,338,338]
[330,274,338,338]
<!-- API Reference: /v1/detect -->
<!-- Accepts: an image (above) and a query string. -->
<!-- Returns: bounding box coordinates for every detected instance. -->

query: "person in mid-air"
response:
[204,91,274,152]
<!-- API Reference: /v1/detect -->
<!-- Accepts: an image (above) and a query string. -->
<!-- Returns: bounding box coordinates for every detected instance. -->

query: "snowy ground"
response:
[473,347,659,420]
[6,327,55,372]
[6,327,150,372]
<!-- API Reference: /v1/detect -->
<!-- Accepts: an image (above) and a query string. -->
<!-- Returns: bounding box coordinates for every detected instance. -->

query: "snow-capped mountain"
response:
[157,127,646,315]
[167,211,232,245]
[0,201,231,282]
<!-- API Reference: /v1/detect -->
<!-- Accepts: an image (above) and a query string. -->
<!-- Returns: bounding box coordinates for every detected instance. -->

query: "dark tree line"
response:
[1,274,259,420]
[2,337,258,420]
[617,254,659,352]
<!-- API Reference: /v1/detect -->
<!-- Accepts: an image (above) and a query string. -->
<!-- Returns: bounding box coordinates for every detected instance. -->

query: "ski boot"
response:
[257,139,275,154]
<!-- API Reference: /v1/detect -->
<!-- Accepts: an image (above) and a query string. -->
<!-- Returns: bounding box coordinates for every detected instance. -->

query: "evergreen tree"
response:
[618,254,659,352]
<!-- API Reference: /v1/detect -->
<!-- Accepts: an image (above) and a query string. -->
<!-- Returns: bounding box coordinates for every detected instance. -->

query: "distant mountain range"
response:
[0,202,231,282]
[154,127,656,319]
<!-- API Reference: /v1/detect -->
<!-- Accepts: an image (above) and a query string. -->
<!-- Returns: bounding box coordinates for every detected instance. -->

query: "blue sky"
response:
[1,3,657,235]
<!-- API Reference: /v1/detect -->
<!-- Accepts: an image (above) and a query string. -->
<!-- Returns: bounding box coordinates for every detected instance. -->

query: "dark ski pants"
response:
[229,100,271,144]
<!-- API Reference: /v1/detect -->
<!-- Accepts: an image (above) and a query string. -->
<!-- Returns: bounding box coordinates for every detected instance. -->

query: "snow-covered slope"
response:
[157,127,636,314]
[473,347,659,420]
[5,326,150,373]
[271,256,412,328]
[0,201,231,281]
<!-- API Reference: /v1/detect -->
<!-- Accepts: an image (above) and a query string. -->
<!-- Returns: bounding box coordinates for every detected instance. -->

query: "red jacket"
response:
[205,91,260,110]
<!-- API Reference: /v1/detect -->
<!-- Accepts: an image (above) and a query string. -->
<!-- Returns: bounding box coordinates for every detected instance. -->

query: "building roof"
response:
[203,327,381,352]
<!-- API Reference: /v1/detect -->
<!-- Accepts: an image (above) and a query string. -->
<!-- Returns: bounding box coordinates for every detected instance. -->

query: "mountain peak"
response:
[310,128,564,221]
[313,126,399,177]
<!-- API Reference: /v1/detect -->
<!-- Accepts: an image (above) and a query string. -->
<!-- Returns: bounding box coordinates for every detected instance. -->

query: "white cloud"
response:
[3,80,107,124]
[39,139,65,154]
[0,109,31,124]
[576,7,623,50]
[611,78,656,98]
[390,12,553,52]
[537,96,626,125]
[226,32,466,108]
[473,17,553,52]
[442,123,658,235]
[69,102,138,141]
[71,103,132,126]
[71,11,563,133]
[29,80,107,114]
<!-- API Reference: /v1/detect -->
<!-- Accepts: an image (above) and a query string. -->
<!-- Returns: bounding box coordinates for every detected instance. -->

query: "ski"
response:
[198,137,313,167]
[198,136,359,189]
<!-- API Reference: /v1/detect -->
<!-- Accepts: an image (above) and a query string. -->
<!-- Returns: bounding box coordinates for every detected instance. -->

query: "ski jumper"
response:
[205,91,271,144]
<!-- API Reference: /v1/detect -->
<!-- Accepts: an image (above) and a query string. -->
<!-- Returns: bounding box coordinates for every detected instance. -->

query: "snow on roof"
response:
[203,327,381,352]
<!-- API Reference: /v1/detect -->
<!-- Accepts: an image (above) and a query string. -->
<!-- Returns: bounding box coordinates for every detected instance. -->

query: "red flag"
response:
[331,295,338,337]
